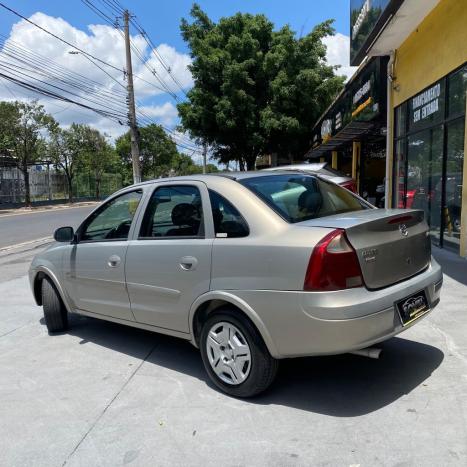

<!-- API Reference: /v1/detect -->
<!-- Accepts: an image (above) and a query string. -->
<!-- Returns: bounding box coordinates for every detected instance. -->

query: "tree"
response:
[168,152,219,175]
[0,100,56,205]
[80,128,119,199]
[49,124,82,203]
[116,124,179,183]
[178,5,345,169]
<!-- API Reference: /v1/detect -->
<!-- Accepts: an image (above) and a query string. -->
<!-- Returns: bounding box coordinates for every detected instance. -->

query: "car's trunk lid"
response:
[299,209,431,289]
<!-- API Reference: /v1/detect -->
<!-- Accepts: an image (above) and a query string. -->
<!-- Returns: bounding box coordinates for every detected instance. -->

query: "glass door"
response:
[442,118,465,250]
[407,126,443,245]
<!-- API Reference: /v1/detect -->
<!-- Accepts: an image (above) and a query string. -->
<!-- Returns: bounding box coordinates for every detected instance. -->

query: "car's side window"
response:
[80,190,143,242]
[209,190,249,238]
[139,185,204,239]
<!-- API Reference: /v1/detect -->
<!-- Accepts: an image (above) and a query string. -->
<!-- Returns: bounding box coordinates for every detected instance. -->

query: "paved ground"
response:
[0,205,96,249]
[0,242,466,466]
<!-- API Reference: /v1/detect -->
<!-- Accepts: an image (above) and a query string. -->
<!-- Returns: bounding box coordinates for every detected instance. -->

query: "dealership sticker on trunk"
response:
[396,290,429,326]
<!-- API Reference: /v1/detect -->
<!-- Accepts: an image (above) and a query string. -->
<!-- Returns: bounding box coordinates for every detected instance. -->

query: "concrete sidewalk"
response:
[0,247,466,466]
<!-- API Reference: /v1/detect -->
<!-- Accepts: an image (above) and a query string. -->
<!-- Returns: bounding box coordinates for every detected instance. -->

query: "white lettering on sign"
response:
[353,80,371,104]
[335,112,342,130]
[352,0,371,40]
[412,83,441,123]
[321,119,332,140]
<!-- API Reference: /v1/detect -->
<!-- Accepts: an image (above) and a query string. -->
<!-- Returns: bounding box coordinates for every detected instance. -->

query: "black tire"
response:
[42,277,68,333]
[200,310,278,397]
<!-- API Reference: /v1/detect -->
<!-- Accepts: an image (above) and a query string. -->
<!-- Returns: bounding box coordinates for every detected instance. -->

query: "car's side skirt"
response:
[74,308,193,342]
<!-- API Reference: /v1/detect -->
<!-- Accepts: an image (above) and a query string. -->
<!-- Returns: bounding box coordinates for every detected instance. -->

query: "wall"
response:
[393,0,467,107]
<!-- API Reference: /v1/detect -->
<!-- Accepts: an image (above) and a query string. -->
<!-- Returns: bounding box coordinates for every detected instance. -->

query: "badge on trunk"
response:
[399,224,409,237]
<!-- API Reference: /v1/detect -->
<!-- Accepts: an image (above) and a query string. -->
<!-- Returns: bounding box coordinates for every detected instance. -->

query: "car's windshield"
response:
[240,174,370,223]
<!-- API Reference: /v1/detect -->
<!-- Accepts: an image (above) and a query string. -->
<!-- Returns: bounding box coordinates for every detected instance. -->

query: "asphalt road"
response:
[1,241,466,466]
[0,205,95,249]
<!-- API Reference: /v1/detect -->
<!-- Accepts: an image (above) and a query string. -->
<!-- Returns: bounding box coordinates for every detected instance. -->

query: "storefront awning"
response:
[306,56,388,158]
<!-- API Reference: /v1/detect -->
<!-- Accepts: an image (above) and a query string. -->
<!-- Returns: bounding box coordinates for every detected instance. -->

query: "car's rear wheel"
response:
[200,310,278,397]
[42,277,68,333]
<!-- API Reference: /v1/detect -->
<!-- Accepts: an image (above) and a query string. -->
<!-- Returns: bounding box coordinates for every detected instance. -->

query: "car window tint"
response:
[209,190,249,238]
[81,190,142,241]
[140,185,204,238]
[240,174,369,223]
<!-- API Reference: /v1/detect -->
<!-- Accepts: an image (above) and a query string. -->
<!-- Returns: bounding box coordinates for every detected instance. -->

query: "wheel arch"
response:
[189,291,280,358]
[32,266,72,313]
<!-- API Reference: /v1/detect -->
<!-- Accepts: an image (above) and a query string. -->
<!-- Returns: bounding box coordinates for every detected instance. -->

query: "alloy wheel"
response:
[205,321,252,385]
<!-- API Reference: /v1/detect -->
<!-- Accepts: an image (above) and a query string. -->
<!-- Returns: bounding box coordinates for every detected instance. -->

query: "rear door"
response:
[125,182,213,332]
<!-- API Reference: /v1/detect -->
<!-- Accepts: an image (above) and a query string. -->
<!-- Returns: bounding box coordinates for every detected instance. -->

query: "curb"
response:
[0,202,99,218]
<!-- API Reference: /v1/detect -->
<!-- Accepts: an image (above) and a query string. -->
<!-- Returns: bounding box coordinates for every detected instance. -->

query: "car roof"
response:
[127,170,312,188]
[266,162,327,171]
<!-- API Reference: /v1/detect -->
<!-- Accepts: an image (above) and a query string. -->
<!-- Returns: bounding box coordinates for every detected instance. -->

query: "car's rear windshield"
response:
[240,174,370,223]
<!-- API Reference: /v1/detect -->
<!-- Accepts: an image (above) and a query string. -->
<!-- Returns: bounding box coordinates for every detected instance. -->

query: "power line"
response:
[0,72,126,123]
[80,0,179,99]
[0,1,168,97]
[0,2,123,73]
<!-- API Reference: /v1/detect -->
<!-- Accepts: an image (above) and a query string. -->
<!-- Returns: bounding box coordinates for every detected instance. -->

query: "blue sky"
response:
[1,0,351,49]
[0,0,354,155]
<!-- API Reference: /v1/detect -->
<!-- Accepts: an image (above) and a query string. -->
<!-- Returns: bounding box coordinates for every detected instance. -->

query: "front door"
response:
[63,189,143,321]
[125,183,213,332]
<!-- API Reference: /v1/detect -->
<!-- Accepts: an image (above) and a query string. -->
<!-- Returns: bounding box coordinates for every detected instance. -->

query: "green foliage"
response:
[178,5,345,169]
[0,100,56,167]
[49,123,118,201]
[115,123,180,182]
[0,100,57,204]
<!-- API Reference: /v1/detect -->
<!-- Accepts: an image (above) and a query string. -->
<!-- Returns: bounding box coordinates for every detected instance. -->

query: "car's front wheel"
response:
[42,277,68,333]
[200,310,278,397]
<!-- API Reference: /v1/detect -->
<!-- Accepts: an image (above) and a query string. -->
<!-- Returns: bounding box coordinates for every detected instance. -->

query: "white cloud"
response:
[0,12,192,138]
[138,102,179,127]
[323,33,358,81]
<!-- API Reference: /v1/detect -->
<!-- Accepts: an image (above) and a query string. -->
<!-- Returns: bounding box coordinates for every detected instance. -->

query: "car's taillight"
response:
[341,180,357,193]
[304,229,364,291]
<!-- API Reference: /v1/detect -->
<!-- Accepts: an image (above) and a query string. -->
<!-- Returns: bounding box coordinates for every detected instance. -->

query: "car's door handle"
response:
[179,256,198,271]
[108,255,121,268]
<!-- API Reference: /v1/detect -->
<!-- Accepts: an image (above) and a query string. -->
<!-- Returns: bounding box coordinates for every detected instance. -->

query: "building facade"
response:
[309,0,467,257]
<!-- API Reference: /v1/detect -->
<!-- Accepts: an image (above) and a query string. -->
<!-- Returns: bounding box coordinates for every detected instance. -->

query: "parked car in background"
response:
[264,162,358,193]
[30,172,442,397]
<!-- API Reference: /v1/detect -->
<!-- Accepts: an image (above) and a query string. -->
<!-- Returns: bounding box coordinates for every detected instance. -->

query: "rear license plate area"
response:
[396,290,429,326]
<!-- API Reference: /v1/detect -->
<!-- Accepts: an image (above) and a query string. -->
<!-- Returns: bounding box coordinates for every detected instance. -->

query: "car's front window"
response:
[80,190,143,241]
[240,174,369,223]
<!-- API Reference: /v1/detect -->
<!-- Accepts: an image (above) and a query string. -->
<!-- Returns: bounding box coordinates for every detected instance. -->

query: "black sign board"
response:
[350,0,403,66]
[310,56,388,152]
[408,78,446,133]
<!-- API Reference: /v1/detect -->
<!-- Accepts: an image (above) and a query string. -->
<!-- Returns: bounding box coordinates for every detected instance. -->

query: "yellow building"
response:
[309,0,466,257]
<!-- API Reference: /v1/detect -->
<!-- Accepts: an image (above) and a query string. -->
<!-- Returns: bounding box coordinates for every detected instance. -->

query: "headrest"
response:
[298,190,322,216]
[171,203,198,226]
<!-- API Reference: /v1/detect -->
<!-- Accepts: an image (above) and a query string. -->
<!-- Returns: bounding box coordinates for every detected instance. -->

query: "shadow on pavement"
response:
[433,246,467,285]
[43,313,444,417]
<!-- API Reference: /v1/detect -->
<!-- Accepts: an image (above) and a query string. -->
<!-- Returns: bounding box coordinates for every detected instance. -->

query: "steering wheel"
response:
[104,219,132,239]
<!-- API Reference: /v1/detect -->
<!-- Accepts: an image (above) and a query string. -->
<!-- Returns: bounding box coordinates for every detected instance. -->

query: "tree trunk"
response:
[67,176,73,203]
[246,157,256,171]
[95,179,101,200]
[23,166,31,207]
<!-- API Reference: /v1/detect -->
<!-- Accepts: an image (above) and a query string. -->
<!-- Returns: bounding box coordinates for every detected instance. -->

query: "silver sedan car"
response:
[29,172,442,397]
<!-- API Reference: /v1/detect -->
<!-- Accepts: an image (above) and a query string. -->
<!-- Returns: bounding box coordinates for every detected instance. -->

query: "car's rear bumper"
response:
[232,257,442,358]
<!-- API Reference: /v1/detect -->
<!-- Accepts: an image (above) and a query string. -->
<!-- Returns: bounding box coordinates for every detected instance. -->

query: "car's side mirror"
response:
[54,226,74,243]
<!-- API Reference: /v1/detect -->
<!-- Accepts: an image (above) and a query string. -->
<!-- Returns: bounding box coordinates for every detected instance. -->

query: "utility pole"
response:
[202,143,207,174]
[123,10,141,184]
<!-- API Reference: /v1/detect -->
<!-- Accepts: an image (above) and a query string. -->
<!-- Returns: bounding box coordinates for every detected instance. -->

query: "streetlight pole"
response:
[123,10,141,184]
